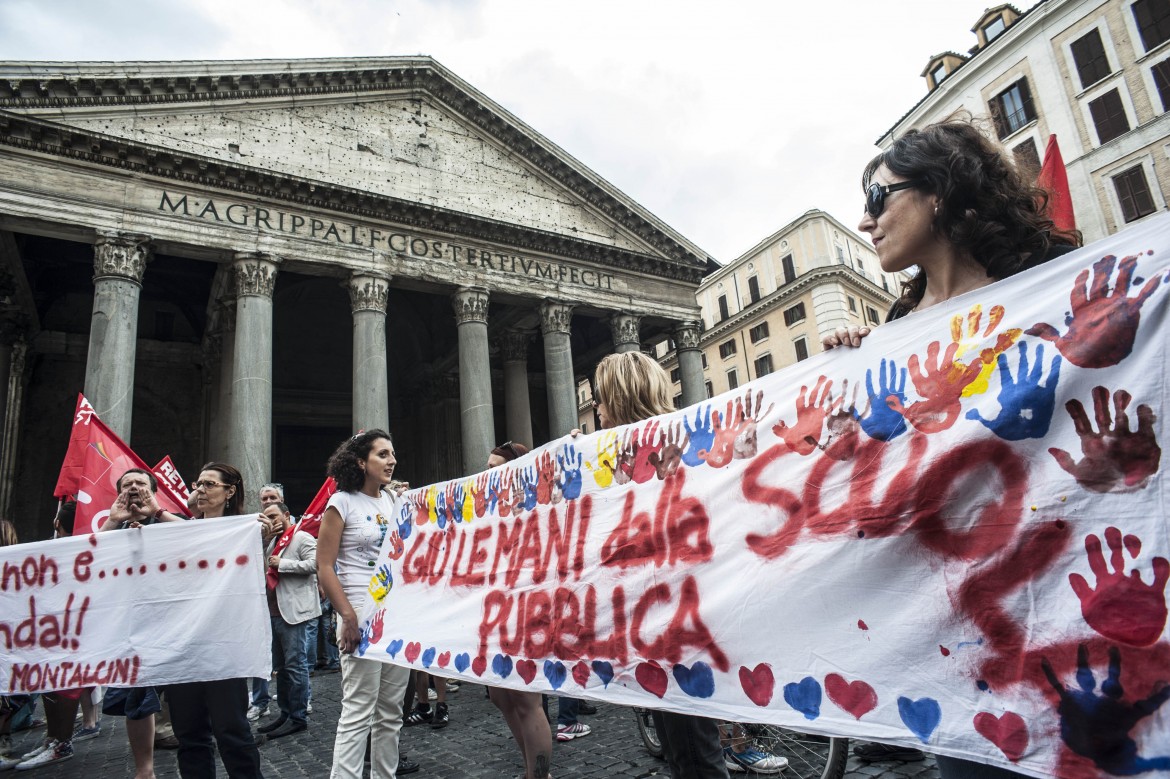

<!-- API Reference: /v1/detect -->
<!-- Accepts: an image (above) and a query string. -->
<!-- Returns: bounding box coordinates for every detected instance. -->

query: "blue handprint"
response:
[486,471,502,514]
[557,444,585,500]
[1042,644,1170,775]
[396,502,413,541]
[856,359,908,441]
[520,465,539,511]
[966,341,1061,441]
[681,405,714,467]
[452,481,466,523]
[434,489,448,530]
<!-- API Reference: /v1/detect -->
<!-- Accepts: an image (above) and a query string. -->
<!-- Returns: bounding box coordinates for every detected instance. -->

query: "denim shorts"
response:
[102,687,162,720]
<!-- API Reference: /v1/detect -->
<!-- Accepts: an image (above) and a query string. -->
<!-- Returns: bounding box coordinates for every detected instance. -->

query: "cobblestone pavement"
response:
[13,672,941,779]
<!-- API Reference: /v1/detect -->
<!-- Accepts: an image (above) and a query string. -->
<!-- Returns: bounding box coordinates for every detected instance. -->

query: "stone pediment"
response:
[0,58,709,273]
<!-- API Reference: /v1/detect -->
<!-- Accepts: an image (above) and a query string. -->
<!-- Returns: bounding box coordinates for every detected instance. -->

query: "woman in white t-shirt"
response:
[316,430,410,779]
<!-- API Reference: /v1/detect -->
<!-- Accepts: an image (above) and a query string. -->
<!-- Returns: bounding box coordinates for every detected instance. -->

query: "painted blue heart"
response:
[591,661,614,687]
[544,661,567,690]
[454,652,471,674]
[783,676,822,720]
[672,662,715,698]
[386,639,404,659]
[897,696,941,743]
[421,647,436,668]
[492,654,513,679]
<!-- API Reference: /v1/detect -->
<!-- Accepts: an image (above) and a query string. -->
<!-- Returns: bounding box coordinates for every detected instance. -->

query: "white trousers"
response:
[330,651,411,779]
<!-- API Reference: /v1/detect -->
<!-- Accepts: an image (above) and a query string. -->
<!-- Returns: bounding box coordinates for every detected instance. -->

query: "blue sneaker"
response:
[724,746,788,774]
[72,724,101,742]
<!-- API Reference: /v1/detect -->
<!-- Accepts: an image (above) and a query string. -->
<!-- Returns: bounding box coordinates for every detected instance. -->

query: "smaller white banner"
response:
[0,516,270,692]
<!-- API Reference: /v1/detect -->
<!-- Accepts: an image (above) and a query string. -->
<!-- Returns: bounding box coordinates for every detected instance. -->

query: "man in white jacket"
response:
[255,502,321,739]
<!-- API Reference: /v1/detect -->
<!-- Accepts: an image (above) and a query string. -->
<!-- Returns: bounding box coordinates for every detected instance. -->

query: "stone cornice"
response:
[0,110,705,285]
[0,58,710,277]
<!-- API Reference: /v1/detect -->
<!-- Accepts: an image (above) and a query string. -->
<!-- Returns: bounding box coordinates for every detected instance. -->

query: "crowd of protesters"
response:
[0,118,1093,779]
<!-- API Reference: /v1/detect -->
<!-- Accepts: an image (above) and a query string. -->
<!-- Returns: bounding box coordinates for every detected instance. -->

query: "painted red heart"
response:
[516,659,538,685]
[636,662,668,698]
[824,673,877,719]
[738,663,775,707]
[404,642,421,664]
[572,661,591,687]
[436,651,451,668]
[471,655,487,677]
[974,712,1028,762]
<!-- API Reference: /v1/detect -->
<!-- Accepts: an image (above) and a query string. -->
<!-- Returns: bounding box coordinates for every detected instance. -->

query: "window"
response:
[983,15,1006,42]
[881,276,890,292]
[670,368,681,384]
[1013,138,1041,179]
[704,381,713,399]
[989,79,1036,138]
[931,63,948,87]
[747,275,761,303]
[1133,0,1170,52]
[866,305,881,325]
[1114,165,1157,222]
[581,422,589,433]
[781,254,796,284]
[749,322,770,343]
[794,338,809,362]
[719,339,737,359]
[847,296,857,313]
[727,369,739,390]
[1071,29,1112,89]
[1153,58,1170,111]
[1089,89,1130,143]
[754,354,774,378]
[673,394,682,409]
[717,295,729,322]
[701,353,708,369]
[835,246,845,263]
[783,303,807,327]
[856,258,865,273]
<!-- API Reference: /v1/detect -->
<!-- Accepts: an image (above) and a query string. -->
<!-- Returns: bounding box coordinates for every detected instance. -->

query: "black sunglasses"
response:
[865,180,923,218]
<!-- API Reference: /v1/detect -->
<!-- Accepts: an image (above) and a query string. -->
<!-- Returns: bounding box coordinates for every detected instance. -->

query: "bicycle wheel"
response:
[741,724,848,779]
[632,707,665,759]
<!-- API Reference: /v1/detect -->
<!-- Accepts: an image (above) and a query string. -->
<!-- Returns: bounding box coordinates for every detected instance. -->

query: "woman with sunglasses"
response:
[317,430,411,779]
[167,463,265,779]
[824,121,1078,775]
[823,118,1078,351]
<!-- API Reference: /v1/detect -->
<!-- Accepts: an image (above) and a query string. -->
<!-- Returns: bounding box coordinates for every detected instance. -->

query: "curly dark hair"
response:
[864,117,1080,312]
[326,429,393,493]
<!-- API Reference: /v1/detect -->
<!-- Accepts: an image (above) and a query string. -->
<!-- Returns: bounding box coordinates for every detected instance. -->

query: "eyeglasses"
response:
[190,480,227,491]
[865,180,923,218]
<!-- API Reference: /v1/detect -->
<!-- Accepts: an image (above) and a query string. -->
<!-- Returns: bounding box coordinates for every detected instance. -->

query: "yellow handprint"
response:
[949,304,1022,397]
[425,484,438,524]
[584,430,619,488]
[462,479,475,523]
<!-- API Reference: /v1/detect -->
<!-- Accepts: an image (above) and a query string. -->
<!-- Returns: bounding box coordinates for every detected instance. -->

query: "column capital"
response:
[608,312,642,349]
[348,272,391,313]
[539,300,574,336]
[93,231,152,284]
[499,330,533,363]
[232,252,280,298]
[673,320,703,351]
[452,286,490,325]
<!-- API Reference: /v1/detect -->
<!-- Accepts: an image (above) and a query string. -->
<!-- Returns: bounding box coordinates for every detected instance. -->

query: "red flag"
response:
[265,476,335,591]
[54,393,190,535]
[1036,134,1076,234]
[152,455,192,512]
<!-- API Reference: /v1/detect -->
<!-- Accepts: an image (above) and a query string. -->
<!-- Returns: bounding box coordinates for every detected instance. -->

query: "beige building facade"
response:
[0,57,712,536]
[888,0,1170,240]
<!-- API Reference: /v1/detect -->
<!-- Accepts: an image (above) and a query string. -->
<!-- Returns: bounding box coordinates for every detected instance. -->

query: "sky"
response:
[0,0,1037,263]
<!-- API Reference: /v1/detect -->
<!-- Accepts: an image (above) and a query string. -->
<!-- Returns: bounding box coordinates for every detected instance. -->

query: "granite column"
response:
[452,287,495,473]
[500,330,533,448]
[349,273,391,433]
[674,320,707,407]
[540,301,576,438]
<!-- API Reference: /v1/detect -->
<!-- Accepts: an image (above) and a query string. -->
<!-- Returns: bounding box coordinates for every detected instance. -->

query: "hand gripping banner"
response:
[358,213,1170,779]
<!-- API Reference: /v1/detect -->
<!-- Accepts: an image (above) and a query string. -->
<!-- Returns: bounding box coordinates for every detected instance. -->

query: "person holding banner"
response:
[166,463,264,779]
[100,468,184,531]
[317,430,412,779]
[825,119,1078,775]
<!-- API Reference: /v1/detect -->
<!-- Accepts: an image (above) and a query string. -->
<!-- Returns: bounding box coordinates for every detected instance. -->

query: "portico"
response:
[0,57,711,527]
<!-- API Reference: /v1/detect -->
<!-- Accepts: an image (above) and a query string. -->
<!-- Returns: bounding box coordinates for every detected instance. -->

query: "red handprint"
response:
[631,421,664,483]
[1027,254,1162,368]
[472,472,491,518]
[369,610,386,645]
[1049,386,1161,493]
[649,422,687,480]
[1069,527,1169,647]
[615,431,637,485]
[386,530,405,560]
[493,471,513,517]
[823,380,862,461]
[772,377,838,456]
[889,341,983,433]
[535,452,557,504]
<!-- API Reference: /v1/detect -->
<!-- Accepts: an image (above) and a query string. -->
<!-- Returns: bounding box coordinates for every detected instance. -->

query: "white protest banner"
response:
[358,213,1170,778]
[0,516,270,692]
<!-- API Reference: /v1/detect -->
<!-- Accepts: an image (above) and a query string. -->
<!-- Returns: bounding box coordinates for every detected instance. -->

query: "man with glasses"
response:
[249,482,286,723]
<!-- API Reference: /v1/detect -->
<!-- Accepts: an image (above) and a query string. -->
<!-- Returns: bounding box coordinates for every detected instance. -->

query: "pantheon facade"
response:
[0,57,711,532]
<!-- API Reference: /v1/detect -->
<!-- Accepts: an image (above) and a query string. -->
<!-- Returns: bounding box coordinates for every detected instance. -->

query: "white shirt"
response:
[325,489,394,608]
